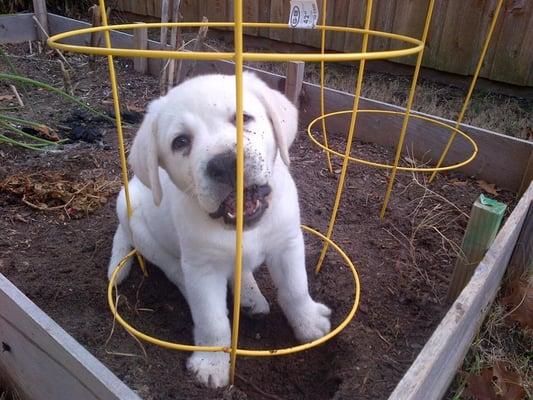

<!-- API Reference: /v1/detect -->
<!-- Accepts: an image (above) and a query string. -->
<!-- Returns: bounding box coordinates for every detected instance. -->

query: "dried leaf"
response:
[0,94,15,101]
[501,279,533,330]
[521,126,533,141]
[33,124,60,141]
[493,362,526,400]
[464,368,498,400]
[477,180,500,196]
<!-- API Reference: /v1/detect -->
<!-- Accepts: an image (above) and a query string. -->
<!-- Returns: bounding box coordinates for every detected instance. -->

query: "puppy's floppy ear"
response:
[128,98,164,205]
[246,73,298,166]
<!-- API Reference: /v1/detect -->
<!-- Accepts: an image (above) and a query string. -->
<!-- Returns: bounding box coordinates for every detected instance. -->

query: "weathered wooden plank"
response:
[0,14,37,44]
[0,274,141,400]
[180,0,199,22]
[369,0,396,52]
[485,0,533,87]
[269,0,292,42]
[434,1,491,76]
[421,0,447,70]
[226,0,235,32]
[205,0,227,24]
[257,0,272,37]
[327,0,350,52]
[133,22,148,74]
[285,61,305,104]
[243,0,259,36]
[343,0,365,53]
[519,151,533,196]
[506,203,533,280]
[388,182,533,400]
[389,0,426,64]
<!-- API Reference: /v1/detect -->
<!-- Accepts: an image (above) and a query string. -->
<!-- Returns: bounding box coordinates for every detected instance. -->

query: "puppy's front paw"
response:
[187,351,230,388]
[289,300,332,343]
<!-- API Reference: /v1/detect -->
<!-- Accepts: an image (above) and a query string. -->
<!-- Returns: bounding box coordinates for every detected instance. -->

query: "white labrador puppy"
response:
[108,73,331,388]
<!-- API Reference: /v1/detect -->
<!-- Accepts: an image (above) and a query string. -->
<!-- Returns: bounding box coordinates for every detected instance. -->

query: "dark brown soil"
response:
[0,44,517,399]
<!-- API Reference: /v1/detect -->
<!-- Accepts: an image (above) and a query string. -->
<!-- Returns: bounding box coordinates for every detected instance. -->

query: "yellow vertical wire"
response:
[229,0,244,385]
[315,0,373,273]
[428,0,504,183]
[379,0,435,218]
[99,0,147,276]
[320,0,333,172]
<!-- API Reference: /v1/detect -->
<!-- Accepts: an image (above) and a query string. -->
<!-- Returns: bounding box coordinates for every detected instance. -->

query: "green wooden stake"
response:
[447,194,507,302]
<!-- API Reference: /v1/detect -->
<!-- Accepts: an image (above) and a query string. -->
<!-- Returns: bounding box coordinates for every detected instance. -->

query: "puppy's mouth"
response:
[209,184,271,227]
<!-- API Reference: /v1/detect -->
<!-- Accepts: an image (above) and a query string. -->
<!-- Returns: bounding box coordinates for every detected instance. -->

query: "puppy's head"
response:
[129,72,298,228]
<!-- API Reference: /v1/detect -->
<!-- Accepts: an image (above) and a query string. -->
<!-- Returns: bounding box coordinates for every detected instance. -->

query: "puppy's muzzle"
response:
[206,151,271,227]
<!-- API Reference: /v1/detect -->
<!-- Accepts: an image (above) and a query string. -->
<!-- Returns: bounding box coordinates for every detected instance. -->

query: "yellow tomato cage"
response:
[47,0,503,385]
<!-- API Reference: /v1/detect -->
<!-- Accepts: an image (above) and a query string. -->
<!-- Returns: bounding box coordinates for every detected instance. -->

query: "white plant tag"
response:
[288,0,319,29]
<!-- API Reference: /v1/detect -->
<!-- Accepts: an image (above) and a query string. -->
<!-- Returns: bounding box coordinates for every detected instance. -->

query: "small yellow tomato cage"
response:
[47,0,503,385]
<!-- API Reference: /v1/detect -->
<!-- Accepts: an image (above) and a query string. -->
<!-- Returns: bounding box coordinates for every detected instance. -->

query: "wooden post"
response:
[447,194,507,302]
[284,61,305,104]
[133,22,148,74]
[159,0,170,94]
[518,150,533,196]
[89,5,102,50]
[166,0,181,91]
[32,0,49,42]
[506,203,533,280]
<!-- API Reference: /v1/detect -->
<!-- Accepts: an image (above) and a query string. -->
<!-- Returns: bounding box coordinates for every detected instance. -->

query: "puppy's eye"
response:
[231,113,254,125]
[171,134,192,152]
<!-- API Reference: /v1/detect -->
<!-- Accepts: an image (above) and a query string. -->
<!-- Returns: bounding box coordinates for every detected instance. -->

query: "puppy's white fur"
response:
[108,73,331,388]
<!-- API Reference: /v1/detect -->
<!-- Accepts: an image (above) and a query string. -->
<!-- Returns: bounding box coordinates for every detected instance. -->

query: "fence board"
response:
[258,0,271,37]
[389,0,426,64]
[369,0,396,52]
[327,0,349,51]
[268,0,292,42]
[485,0,533,87]
[343,0,365,53]
[113,0,533,85]
[437,1,490,76]
[243,0,259,36]
[205,0,227,22]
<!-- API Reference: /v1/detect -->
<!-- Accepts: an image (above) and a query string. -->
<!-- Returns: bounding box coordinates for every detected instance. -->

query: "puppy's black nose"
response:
[206,151,236,185]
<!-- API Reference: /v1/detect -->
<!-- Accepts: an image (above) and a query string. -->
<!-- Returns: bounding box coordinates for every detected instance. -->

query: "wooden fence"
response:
[113,0,533,87]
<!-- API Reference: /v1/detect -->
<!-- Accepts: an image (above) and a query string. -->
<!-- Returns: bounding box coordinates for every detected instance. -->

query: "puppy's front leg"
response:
[182,262,231,388]
[266,230,332,343]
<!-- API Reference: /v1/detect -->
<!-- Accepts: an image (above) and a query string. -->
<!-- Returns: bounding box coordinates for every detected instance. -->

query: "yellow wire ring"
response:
[47,23,424,63]
[307,109,478,172]
[107,225,360,356]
